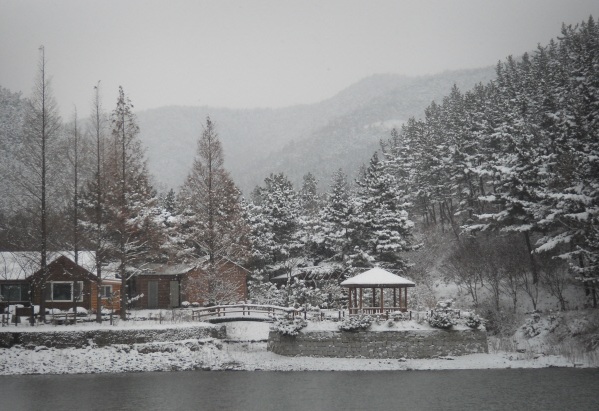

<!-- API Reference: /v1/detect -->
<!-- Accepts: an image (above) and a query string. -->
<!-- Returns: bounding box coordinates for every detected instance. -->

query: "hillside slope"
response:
[137,67,496,192]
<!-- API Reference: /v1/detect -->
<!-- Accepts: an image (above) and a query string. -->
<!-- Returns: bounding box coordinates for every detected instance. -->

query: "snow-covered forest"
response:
[1,17,598,330]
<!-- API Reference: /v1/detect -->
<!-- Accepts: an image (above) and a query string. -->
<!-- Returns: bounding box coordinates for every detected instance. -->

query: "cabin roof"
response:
[0,251,117,281]
[140,263,195,276]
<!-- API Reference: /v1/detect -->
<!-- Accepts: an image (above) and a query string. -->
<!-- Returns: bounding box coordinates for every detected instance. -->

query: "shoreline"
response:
[1,320,595,375]
[0,338,587,376]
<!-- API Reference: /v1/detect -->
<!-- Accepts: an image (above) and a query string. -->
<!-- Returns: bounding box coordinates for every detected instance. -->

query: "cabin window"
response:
[0,284,29,302]
[45,281,84,302]
[100,285,112,298]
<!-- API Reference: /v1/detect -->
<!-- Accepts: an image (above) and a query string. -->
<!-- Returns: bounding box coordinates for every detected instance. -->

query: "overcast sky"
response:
[1,0,598,117]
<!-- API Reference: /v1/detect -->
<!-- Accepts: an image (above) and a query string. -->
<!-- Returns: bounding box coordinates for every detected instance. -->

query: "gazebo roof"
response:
[340,267,415,288]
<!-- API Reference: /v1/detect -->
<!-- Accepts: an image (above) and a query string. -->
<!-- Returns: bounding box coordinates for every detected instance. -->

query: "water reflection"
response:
[1,369,598,411]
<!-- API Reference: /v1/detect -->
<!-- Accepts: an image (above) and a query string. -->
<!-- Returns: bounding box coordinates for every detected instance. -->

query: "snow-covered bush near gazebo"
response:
[338,315,373,332]
[428,310,456,329]
[272,317,307,336]
[181,301,190,308]
[465,313,484,329]
[390,311,407,321]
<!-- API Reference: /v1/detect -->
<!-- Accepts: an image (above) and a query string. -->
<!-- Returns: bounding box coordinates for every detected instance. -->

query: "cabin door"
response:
[148,281,158,309]
[169,281,180,308]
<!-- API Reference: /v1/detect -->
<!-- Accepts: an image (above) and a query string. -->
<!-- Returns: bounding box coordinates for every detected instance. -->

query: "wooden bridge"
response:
[191,304,299,323]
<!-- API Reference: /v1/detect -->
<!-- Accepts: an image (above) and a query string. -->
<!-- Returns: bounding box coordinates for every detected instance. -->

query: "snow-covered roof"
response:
[271,264,343,281]
[0,251,118,281]
[340,267,415,288]
[141,264,195,276]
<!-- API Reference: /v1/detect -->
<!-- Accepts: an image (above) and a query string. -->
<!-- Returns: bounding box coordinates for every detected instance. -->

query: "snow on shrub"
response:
[67,307,88,316]
[465,313,483,329]
[522,313,542,338]
[338,315,373,332]
[45,308,62,315]
[181,301,190,308]
[272,317,308,336]
[390,311,407,321]
[428,311,456,329]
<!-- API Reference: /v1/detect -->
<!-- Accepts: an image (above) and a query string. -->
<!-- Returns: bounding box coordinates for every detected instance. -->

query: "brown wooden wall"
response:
[31,256,95,312]
[90,281,122,313]
[133,274,181,309]
[180,261,247,306]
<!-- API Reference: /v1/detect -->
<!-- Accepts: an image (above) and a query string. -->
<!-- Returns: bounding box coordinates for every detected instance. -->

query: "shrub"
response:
[522,312,542,338]
[67,307,88,316]
[478,300,522,336]
[338,315,373,332]
[465,313,483,329]
[272,317,307,336]
[428,311,456,329]
[390,311,406,321]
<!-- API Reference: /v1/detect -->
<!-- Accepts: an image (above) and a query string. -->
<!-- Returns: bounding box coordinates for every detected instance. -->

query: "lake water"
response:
[1,369,598,411]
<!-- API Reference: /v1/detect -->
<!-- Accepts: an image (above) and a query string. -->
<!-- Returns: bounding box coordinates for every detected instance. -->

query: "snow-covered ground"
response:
[0,320,589,375]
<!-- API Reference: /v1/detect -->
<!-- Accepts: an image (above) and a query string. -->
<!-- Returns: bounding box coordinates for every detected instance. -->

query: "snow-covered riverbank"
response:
[0,321,589,375]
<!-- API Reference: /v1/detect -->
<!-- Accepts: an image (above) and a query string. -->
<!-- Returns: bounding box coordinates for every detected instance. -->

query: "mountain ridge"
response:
[135,67,497,193]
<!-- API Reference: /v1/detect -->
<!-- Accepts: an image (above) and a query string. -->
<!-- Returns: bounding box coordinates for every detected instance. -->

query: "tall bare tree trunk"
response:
[93,82,104,323]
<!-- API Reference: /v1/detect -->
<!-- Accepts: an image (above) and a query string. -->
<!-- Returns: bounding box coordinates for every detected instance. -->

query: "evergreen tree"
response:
[248,173,303,278]
[350,153,414,269]
[320,168,354,262]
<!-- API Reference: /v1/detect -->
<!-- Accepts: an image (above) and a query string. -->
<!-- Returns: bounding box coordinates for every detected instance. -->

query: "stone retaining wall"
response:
[0,324,226,349]
[268,329,488,359]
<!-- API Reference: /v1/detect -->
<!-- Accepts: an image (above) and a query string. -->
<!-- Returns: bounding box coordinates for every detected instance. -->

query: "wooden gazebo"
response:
[341,267,415,315]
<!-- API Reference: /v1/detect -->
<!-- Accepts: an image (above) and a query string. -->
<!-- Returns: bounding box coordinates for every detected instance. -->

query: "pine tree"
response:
[248,173,303,279]
[350,153,414,269]
[320,169,354,262]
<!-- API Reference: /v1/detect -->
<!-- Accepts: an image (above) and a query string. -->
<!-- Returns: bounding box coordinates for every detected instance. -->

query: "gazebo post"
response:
[404,287,408,311]
[348,286,352,314]
[393,288,397,310]
[371,287,375,308]
[380,287,384,314]
[399,286,402,310]
[359,288,363,312]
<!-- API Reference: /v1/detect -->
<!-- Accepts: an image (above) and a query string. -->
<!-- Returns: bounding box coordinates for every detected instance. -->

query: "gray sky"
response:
[1,0,598,117]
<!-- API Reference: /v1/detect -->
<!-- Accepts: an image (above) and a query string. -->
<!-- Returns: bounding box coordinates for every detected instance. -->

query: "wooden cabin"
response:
[0,252,120,314]
[30,255,121,313]
[132,258,249,309]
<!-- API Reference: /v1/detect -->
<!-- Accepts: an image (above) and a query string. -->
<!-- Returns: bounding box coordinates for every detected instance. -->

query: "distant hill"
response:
[137,67,497,193]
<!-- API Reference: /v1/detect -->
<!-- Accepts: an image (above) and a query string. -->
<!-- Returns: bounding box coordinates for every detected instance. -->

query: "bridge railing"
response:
[191,304,299,321]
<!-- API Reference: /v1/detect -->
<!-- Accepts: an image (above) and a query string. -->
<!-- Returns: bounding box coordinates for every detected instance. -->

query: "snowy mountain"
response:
[137,67,496,193]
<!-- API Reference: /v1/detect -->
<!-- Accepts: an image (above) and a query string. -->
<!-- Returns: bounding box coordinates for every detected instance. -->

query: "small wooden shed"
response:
[341,267,415,314]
